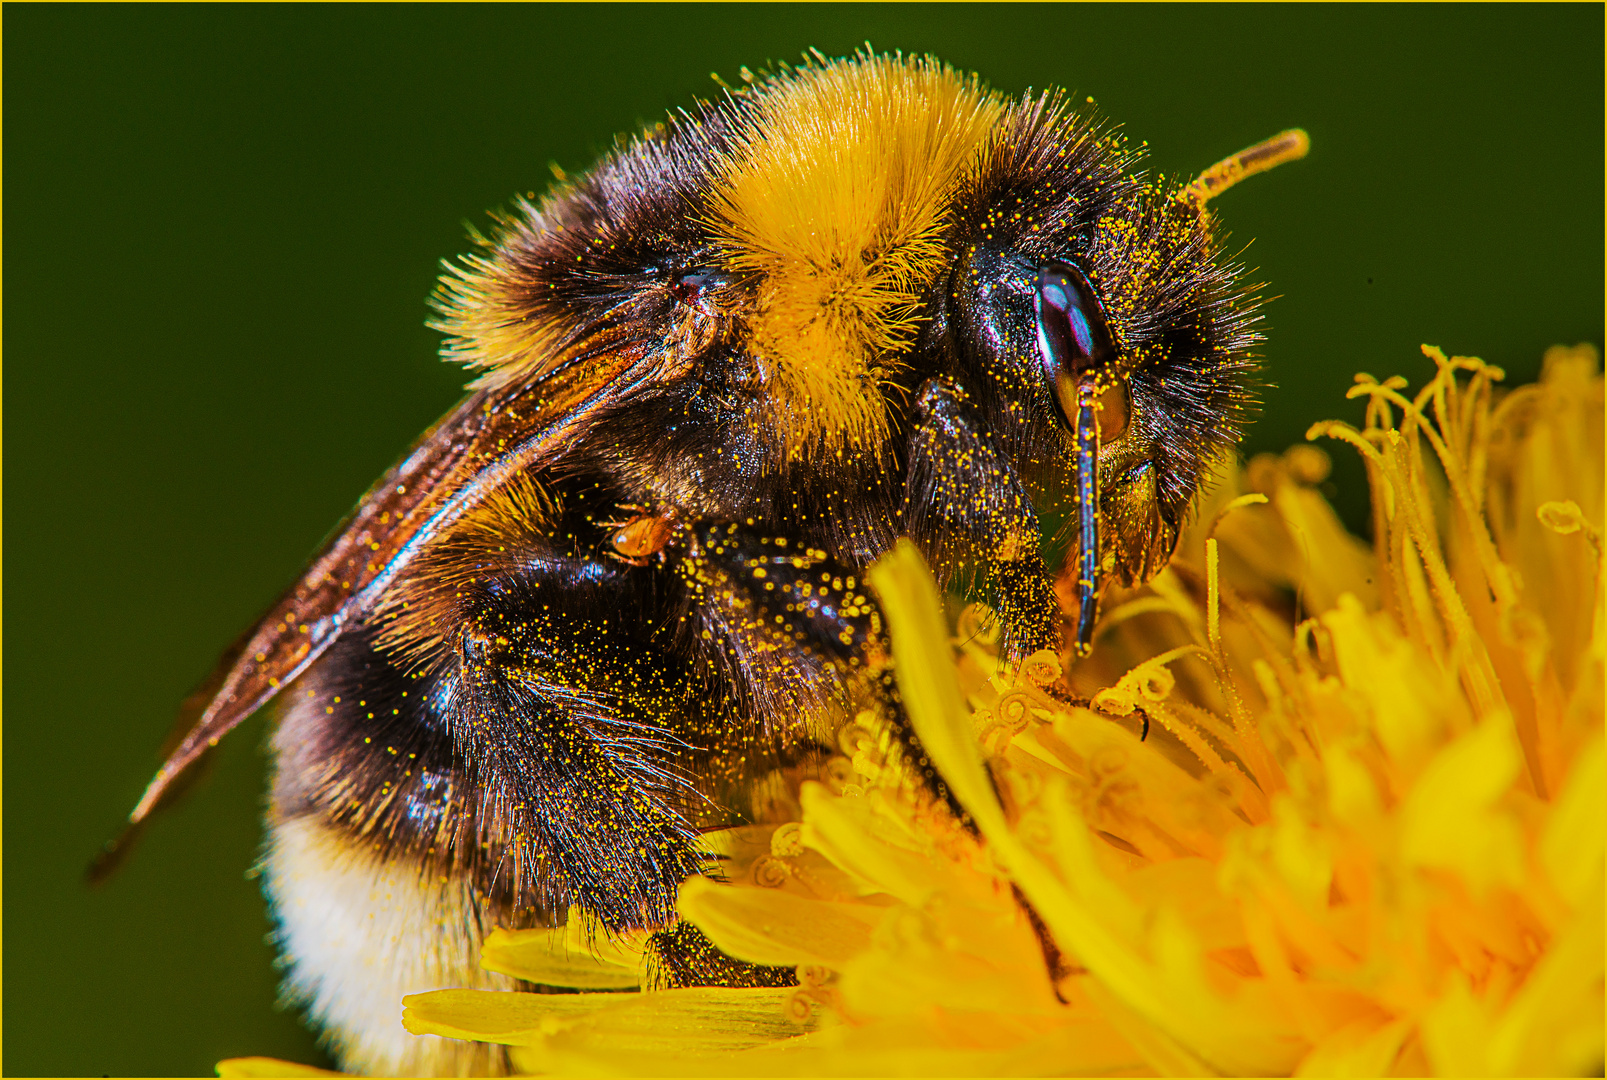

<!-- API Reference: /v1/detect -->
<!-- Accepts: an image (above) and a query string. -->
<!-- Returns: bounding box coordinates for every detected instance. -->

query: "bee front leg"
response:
[904,377,1063,664]
[664,521,959,818]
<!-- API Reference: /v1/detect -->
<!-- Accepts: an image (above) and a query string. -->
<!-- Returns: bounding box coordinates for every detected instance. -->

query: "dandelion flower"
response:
[230,345,1603,1077]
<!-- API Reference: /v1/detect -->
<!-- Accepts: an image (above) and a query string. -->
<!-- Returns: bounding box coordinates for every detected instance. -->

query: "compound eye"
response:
[1034,262,1120,433]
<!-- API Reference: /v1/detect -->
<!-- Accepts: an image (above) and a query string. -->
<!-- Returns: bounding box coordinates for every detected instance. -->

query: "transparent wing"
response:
[118,334,658,831]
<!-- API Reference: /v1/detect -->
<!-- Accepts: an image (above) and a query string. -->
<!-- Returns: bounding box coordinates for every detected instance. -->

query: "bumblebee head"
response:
[430,52,1302,592]
[939,113,1305,588]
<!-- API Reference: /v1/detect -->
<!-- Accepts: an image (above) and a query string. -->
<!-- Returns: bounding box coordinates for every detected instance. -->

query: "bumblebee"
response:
[100,52,1305,1075]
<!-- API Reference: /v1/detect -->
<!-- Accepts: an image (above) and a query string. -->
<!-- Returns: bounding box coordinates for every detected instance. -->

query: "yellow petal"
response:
[1399,709,1526,894]
[521,1010,1148,1077]
[404,986,811,1053]
[1323,595,1453,777]
[1044,707,1245,859]
[869,547,1160,1004]
[797,784,967,908]
[835,903,1061,1019]
[1269,794,1334,912]
[403,988,620,1045]
[870,543,1302,1076]
[1293,1018,1411,1078]
[677,874,883,967]
[1322,743,1383,829]
[865,540,1005,835]
[1420,969,1495,1076]
[1121,858,1248,952]
[1485,875,1606,1076]
[480,926,641,990]
[1538,733,1605,910]
[1077,977,1219,1078]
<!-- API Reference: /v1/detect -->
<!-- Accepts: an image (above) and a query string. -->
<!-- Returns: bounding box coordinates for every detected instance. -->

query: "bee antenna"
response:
[1180,128,1310,212]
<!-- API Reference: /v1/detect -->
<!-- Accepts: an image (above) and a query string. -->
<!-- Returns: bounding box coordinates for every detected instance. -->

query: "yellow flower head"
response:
[228,345,1603,1078]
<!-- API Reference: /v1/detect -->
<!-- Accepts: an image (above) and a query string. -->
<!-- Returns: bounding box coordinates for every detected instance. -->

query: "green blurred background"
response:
[5,5,1601,1076]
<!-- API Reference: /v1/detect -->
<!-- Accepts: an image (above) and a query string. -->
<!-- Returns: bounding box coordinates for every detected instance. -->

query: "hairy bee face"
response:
[106,52,1300,1077]
[942,142,1256,593]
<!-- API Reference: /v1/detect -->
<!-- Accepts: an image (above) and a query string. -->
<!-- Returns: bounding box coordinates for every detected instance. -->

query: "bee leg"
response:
[644,921,801,990]
[905,377,1063,664]
[673,522,960,818]
[450,549,851,995]
[445,602,713,934]
[639,519,976,986]
[905,381,1100,1000]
